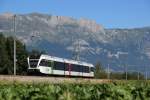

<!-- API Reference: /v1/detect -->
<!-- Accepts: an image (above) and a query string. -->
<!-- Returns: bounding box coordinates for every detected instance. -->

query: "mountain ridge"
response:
[0,12,150,71]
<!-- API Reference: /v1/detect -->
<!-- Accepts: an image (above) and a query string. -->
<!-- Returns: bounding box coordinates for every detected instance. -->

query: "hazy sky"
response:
[0,0,150,28]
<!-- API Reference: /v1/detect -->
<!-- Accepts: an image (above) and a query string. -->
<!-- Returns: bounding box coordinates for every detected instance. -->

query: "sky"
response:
[0,0,150,28]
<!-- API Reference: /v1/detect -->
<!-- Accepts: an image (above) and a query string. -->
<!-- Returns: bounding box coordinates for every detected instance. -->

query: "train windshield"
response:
[27,57,39,69]
[91,67,95,72]
[30,60,39,68]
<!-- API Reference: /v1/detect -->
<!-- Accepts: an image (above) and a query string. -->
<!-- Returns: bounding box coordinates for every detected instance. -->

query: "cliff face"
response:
[0,12,150,71]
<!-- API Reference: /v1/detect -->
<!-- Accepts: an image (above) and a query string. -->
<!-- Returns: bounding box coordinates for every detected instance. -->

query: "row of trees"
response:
[94,62,145,80]
[0,33,28,74]
[0,33,42,75]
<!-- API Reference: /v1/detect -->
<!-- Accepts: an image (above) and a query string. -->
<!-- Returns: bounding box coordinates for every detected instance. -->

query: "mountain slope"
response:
[0,12,150,71]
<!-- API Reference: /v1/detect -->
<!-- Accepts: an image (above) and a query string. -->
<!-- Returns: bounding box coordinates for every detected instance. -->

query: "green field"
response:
[0,81,150,100]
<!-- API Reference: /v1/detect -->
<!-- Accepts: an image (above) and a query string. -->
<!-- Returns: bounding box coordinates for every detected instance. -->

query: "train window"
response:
[64,64,68,71]
[53,61,65,70]
[39,59,51,67]
[48,61,51,67]
[91,67,95,72]
[82,66,89,73]
[71,64,75,71]
[64,64,89,73]
[79,65,83,72]
[71,64,78,72]
[64,63,73,71]
[70,64,82,72]
[30,60,38,68]
[77,65,82,72]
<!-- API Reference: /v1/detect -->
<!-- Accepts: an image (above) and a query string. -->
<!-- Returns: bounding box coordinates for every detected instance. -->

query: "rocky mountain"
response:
[0,12,150,72]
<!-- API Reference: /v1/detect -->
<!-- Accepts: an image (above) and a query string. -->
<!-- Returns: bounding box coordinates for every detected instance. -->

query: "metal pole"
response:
[145,71,147,80]
[137,71,140,80]
[125,64,127,80]
[77,39,80,61]
[13,15,16,75]
[107,64,110,79]
[144,65,147,80]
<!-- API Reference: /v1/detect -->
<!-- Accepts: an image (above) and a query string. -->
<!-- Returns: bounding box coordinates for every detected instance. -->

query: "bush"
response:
[0,81,150,100]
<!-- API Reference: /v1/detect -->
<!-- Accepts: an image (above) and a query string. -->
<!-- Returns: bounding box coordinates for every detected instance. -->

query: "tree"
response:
[16,40,28,75]
[0,34,12,74]
[0,33,29,75]
[5,36,14,74]
[28,49,44,59]
[94,61,107,79]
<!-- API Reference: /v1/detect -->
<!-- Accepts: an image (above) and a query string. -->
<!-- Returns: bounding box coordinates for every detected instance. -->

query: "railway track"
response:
[0,75,112,84]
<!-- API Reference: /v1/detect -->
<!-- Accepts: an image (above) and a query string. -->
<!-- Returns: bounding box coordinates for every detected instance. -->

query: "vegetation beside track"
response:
[0,80,150,100]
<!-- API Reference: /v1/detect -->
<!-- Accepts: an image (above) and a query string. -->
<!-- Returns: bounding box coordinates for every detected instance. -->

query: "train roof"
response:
[40,54,94,67]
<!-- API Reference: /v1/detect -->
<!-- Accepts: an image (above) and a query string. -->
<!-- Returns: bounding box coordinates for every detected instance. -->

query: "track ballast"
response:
[0,75,111,84]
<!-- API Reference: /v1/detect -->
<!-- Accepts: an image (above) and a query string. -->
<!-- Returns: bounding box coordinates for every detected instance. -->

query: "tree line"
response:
[94,62,145,80]
[0,33,42,75]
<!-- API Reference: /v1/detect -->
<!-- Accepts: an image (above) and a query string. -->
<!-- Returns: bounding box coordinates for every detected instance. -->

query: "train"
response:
[27,54,94,77]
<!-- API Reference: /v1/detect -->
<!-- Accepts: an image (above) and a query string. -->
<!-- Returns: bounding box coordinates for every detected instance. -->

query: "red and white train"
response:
[27,54,94,77]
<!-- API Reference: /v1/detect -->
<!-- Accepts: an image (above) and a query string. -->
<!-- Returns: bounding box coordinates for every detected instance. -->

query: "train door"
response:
[65,63,72,76]
[79,65,83,77]
[68,64,72,76]
[81,65,83,77]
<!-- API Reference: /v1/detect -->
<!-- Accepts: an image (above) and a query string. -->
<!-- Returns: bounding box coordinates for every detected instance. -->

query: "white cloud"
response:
[107,51,128,59]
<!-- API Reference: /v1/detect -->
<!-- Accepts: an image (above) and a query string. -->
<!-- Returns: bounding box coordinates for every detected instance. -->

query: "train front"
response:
[27,55,41,75]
